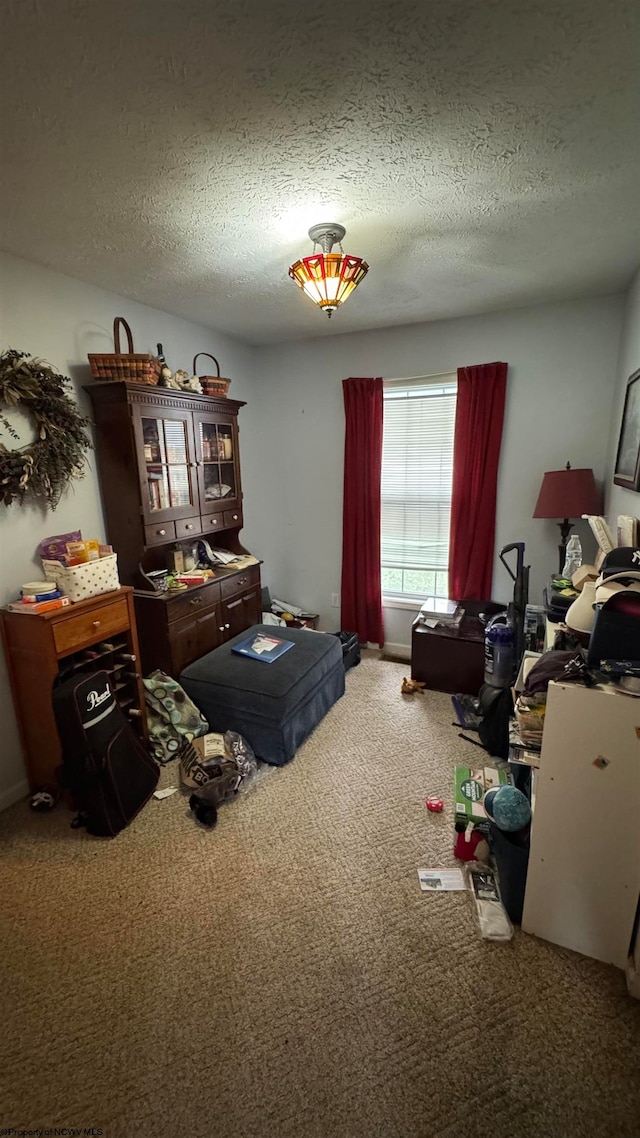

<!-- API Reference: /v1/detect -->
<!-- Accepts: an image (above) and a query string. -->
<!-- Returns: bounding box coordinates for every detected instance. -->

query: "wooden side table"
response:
[0,586,147,794]
[411,601,505,695]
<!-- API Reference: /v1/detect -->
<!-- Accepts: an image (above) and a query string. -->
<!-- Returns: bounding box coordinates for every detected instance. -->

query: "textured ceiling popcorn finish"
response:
[1,0,638,345]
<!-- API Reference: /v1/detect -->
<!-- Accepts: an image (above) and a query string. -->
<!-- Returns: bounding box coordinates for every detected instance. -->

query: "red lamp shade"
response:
[533,466,602,520]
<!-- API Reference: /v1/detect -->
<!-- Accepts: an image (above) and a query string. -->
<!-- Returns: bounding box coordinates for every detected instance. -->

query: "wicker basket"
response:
[88,317,161,384]
[193,353,231,397]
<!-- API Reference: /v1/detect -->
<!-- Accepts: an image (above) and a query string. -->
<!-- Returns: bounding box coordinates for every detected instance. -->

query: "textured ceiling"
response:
[1,0,638,346]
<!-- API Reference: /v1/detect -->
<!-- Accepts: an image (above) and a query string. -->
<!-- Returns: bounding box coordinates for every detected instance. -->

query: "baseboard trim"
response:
[0,778,29,812]
[381,642,411,663]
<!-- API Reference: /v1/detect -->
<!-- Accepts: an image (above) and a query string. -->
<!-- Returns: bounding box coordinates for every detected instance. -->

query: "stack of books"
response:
[7,595,70,615]
[508,721,542,767]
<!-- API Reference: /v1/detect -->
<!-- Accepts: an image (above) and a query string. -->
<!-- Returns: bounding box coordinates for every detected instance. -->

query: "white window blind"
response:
[381,378,457,600]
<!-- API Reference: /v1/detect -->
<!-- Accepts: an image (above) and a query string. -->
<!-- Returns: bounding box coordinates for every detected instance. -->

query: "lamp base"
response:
[557,518,572,575]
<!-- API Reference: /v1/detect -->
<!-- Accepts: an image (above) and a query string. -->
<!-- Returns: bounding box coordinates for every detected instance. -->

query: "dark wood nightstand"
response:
[411,600,505,695]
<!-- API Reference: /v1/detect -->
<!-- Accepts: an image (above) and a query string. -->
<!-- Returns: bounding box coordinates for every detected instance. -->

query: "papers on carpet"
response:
[417,868,466,892]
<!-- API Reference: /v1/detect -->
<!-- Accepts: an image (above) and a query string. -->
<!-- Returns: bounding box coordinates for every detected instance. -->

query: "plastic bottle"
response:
[562,534,583,579]
[484,615,515,688]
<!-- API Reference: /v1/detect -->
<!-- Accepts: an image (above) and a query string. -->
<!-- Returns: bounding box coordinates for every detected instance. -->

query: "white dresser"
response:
[522,681,640,971]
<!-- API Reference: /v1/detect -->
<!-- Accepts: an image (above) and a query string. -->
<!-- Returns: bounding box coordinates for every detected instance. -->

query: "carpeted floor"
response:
[1,652,639,1138]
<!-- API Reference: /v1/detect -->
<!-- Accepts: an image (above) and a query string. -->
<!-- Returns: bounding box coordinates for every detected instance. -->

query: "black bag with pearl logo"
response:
[52,670,159,837]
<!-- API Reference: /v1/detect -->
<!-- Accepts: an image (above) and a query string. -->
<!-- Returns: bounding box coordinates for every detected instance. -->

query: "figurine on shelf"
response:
[174,369,203,394]
[158,365,181,390]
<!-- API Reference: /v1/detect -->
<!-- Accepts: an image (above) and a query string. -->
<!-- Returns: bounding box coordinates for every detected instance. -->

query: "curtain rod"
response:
[384,370,456,384]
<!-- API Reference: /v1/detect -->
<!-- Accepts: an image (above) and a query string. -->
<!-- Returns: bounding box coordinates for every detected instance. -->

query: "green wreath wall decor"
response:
[0,349,92,509]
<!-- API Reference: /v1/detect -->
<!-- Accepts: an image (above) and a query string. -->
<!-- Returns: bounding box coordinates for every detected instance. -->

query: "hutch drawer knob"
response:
[190,598,201,606]
[92,620,100,627]
[185,524,193,530]
[219,626,225,632]
[232,514,238,520]
[225,623,230,630]
[157,529,166,536]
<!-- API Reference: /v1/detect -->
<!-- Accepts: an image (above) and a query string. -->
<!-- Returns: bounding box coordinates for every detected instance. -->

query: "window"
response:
[381,377,457,603]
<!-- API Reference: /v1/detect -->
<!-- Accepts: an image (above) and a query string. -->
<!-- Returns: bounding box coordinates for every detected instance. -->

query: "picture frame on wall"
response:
[614,368,640,492]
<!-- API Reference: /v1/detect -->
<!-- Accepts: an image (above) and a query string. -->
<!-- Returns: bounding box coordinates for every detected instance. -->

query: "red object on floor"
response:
[425,796,444,812]
[454,828,484,861]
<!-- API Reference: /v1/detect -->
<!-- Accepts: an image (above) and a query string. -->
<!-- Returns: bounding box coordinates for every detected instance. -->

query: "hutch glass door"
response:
[194,417,238,515]
[135,408,197,523]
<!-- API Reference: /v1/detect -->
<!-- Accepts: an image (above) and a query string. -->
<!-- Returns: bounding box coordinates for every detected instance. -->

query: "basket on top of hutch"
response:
[85,381,261,676]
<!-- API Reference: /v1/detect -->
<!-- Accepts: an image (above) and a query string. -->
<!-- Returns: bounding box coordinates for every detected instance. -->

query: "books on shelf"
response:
[148,474,168,511]
[232,633,294,663]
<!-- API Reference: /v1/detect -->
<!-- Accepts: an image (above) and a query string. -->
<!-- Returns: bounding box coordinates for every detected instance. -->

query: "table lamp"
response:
[533,462,602,574]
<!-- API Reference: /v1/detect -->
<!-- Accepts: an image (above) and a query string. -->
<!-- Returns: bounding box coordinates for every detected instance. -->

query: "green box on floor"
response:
[454,765,511,829]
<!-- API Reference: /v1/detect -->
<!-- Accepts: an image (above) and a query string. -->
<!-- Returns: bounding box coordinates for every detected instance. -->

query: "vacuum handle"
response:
[499,542,525,582]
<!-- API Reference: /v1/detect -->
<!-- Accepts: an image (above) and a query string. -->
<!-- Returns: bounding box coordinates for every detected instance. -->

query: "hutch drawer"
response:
[201,513,223,534]
[167,580,221,622]
[144,521,177,546]
[176,516,201,539]
[219,565,260,601]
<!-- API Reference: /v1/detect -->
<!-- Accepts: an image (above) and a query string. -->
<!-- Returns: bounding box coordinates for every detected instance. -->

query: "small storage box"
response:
[42,554,120,603]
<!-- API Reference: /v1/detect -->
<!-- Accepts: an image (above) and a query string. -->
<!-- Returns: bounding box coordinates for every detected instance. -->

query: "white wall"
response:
[249,295,624,652]
[605,268,640,521]
[0,252,257,809]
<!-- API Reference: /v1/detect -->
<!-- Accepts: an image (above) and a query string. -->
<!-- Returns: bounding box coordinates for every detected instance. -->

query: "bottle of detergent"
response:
[484,614,515,688]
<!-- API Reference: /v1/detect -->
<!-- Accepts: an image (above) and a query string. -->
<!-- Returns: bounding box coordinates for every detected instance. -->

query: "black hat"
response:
[599,546,640,580]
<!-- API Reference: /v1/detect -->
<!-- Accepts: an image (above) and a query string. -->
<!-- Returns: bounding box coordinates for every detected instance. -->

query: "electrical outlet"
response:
[331,593,340,608]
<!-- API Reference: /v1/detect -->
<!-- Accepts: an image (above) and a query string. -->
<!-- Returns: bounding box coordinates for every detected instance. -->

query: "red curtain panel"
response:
[341,377,385,646]
[448,361,508,601]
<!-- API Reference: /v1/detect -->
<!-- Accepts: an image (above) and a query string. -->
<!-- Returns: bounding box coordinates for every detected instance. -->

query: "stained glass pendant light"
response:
[288,222,369,318]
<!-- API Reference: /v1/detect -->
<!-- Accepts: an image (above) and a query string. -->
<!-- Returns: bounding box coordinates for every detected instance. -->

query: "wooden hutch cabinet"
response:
[86,382,261,675]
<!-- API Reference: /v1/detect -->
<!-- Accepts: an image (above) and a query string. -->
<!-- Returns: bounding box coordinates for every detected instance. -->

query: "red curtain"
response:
[448,361,508,601]
[341,377,384,646]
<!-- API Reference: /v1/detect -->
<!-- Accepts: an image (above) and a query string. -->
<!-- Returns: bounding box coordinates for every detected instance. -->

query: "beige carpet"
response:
[1,652,639,1138]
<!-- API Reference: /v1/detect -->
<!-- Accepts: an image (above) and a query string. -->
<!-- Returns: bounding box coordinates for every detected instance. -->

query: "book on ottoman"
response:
[232,632,294,663]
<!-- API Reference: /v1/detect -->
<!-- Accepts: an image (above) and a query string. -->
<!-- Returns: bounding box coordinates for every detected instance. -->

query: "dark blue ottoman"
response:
[180,625,345,765]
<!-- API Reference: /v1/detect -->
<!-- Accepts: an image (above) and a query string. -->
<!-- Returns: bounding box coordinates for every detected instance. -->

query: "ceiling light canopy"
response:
[288,223,369,318]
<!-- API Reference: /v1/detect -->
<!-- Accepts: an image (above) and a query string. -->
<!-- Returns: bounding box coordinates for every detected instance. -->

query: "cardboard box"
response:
[454,764,511,829]
[572,564,598,591]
